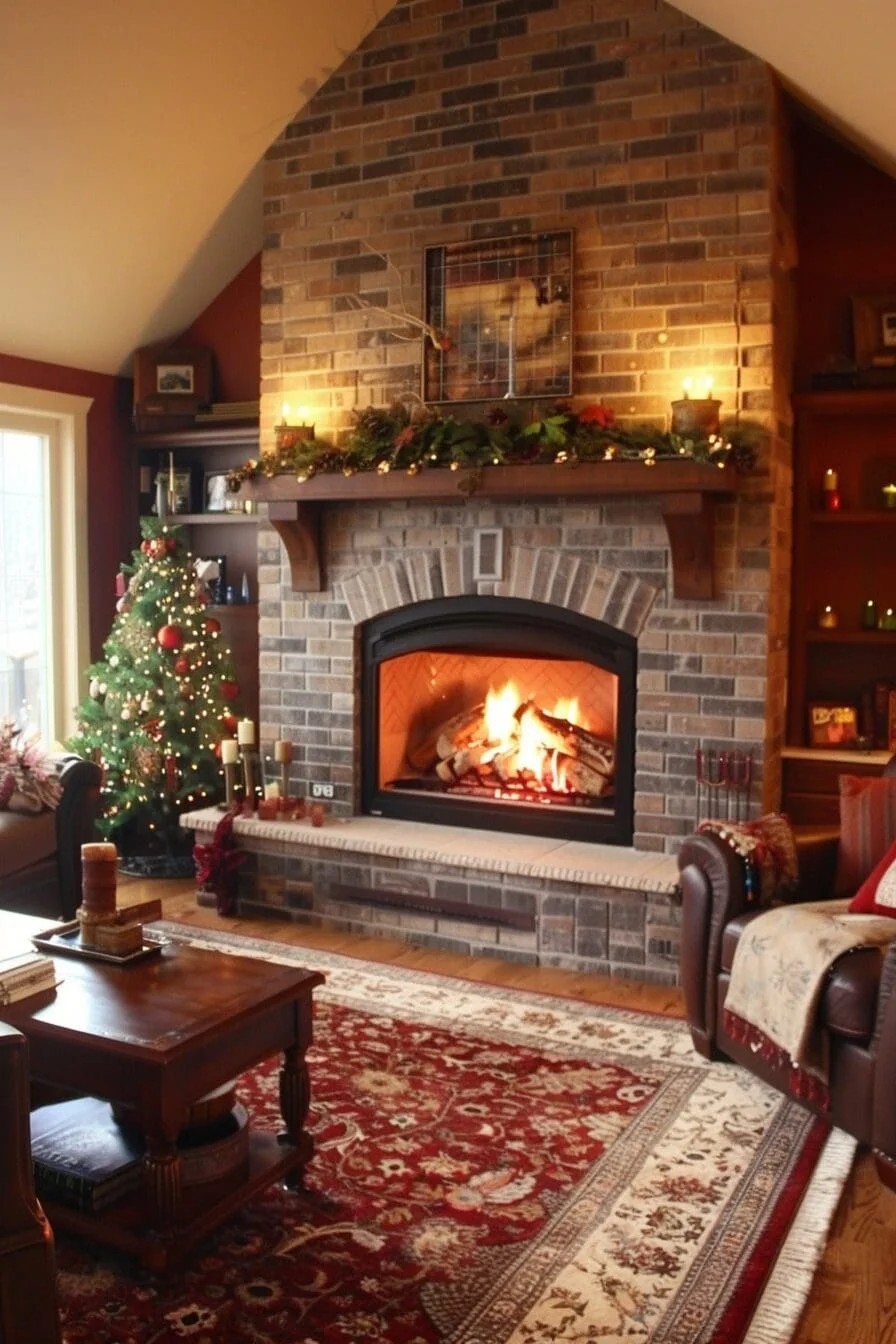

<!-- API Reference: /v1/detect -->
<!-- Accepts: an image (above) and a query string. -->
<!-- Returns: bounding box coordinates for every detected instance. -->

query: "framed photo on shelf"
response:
[851,294,896,374]
[133,344,213,425]
[808,701,859,747]
[153,470,192,515]
[204,470,232,513]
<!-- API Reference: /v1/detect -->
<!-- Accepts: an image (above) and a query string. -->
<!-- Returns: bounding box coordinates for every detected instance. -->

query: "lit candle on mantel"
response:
[274,739,292,763]
[237,718,255,747]
[220,738,238,765]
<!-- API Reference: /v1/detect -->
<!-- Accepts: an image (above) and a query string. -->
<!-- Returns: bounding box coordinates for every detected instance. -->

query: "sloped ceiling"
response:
[0,0,892,378]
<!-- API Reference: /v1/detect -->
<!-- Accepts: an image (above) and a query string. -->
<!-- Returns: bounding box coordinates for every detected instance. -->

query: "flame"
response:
[477,680,592,794]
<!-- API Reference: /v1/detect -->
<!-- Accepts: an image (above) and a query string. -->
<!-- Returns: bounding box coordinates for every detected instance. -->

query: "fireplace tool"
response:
[694,747,753,823]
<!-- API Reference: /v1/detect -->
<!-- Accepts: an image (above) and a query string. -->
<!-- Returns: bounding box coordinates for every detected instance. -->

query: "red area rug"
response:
[56,925,854,1343]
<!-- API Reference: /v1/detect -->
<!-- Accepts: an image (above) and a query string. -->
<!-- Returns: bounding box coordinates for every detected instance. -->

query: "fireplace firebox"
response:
[360,596,636,844]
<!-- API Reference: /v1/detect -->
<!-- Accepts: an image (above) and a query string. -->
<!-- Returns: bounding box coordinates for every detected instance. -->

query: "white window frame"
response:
[0,382,92,743]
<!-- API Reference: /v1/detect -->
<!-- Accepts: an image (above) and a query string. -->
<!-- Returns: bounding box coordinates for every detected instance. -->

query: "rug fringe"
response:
[741,1128,856,1344]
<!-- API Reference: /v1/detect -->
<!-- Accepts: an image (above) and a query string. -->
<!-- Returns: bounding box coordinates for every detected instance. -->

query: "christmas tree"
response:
[69,519,241,857]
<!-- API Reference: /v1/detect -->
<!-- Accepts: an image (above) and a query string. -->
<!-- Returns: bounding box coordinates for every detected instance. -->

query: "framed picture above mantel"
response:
[422,231,573,404]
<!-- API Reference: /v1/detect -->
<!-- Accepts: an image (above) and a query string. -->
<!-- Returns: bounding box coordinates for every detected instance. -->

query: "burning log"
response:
[425,692,616,800]
[515,702,615,783]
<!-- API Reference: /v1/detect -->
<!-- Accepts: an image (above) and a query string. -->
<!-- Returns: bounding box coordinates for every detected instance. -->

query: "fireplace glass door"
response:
[361,597,635,844]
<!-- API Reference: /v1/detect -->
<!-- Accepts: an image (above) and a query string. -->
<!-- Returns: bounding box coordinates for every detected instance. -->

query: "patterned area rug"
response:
[56,922,854,1344]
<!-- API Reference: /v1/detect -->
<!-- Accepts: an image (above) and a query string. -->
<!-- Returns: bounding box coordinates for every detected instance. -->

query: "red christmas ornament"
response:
[220,678,240,701]
[174,656,190,676]
[157,623,184,650]
[222,713,238,735]
[204,617,221,635]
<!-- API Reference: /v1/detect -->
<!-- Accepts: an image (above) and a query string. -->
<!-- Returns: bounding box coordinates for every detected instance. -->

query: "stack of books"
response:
[30,1096,144,1212]
[0,950,58,1004]
[194,400,259,423]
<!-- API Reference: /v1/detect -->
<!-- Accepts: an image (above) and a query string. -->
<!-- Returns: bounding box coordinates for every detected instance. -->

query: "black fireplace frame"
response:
[360,595,636,844]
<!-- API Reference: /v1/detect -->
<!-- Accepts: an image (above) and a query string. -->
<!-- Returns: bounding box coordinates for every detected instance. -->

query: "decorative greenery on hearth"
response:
[226,400,764,493]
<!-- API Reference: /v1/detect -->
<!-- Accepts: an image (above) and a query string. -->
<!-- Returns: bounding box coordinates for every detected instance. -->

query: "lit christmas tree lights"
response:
[69,519,240,859]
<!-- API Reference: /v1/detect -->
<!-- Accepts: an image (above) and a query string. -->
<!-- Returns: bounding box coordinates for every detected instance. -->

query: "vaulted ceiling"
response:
[1,0,892,377]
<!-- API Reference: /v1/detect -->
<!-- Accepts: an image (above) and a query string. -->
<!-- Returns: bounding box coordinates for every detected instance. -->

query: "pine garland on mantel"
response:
[226,400,763,494]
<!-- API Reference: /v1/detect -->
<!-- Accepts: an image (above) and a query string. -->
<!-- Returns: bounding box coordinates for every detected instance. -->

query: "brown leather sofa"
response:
[0,753,102,920]
[0,1024,61,1344]
[677,821,896,1191]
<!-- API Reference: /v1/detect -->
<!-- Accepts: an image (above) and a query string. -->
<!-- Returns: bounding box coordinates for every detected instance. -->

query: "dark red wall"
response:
[176,255,261,404]
[0,351,130,660]
[793,113,896,388]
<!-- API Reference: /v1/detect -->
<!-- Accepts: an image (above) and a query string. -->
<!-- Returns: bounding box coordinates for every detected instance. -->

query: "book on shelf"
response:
[0,951,58,1003]
[30,1095,144,1212]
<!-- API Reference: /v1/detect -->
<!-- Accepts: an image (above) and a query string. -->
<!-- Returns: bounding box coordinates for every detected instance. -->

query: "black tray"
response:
[31,921,166,966]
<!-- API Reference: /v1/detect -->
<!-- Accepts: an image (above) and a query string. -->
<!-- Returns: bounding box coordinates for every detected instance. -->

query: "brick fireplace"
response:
[195,0,798,976]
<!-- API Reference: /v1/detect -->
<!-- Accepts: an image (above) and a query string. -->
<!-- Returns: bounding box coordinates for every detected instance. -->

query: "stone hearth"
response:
[184,808,681,983]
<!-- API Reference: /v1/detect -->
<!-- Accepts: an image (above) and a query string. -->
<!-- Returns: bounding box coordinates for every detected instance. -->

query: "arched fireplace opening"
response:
[360,596,636,844]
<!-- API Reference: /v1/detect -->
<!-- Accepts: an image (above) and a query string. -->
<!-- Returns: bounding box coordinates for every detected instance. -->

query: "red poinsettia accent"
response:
[193,805,246,915]
[578,403,616,428]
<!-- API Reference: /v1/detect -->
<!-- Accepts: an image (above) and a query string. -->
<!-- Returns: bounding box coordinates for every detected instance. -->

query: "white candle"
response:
[264,781,280,800]
[168,450,175,493]
[220,739,238,765]
[237,718,255,746]
[274,739,292,763]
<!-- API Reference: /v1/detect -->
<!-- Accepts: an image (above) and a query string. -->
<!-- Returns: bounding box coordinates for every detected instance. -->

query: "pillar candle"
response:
[237,718,255,746]
[264,781,280,800]
[220,738,238,765]
[274,739,292,763]
[823,467,838,492]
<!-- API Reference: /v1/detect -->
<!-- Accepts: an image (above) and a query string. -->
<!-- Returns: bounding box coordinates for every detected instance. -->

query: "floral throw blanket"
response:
[724,899,896,1106]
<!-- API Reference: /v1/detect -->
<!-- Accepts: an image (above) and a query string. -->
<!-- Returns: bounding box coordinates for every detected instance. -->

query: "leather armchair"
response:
[678,818,896,1192]
[0,752,101,920]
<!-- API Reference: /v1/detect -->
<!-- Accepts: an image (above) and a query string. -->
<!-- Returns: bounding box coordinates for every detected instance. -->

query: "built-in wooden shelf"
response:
[237,460,737,601]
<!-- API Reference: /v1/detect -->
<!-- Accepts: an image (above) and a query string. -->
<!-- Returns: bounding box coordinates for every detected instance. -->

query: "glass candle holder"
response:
[818,605,838,629]
[861,599,878,629]
[883,484,896,509]
[880,607,896,631]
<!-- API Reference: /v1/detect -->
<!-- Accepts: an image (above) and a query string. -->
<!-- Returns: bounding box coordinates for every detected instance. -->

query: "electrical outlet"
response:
[310,782,334,799]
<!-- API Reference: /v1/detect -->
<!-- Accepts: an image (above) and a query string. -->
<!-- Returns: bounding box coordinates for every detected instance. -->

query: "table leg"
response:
[279,1042,312,1141]
[142,1135,182,1229]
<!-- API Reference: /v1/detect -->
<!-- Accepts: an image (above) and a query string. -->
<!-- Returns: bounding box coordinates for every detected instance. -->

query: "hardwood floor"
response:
[120,876,896,1344]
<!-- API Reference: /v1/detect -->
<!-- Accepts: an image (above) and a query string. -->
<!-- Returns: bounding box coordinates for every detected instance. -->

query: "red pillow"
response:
[835,774,896,895]
[849,837,896,916]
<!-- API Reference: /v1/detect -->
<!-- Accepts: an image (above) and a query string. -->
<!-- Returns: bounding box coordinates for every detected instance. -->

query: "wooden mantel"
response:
[238,460,737,601]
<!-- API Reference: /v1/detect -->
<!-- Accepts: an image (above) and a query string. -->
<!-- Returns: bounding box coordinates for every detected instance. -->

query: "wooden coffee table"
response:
[0,914,324,1271]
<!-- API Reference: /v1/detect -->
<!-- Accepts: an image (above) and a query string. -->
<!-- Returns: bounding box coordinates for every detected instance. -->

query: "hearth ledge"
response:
[181,808,679,895]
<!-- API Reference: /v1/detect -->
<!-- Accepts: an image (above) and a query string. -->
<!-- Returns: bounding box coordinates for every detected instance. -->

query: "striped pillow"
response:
[836,774,896,895]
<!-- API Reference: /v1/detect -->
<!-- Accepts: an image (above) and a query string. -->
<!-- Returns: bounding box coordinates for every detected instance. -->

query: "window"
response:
[0,384,92,743]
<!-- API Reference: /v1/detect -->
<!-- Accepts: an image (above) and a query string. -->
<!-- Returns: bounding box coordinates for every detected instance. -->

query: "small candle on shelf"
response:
[220,738,238,765]
[264,781,280,800]
[818,604,838,629]
[861,599,878,630]
[822,467,841,511]
[274,739,292,763]
[237,718,255,747]
[881,607,896,631]
[168,450,175,494]
[883,483,896,509]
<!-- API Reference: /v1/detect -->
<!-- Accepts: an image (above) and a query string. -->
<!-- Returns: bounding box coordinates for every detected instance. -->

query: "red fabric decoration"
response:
[848,836,896,916]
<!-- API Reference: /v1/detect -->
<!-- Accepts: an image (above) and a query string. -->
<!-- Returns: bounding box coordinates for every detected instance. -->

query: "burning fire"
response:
[480,681,590,794]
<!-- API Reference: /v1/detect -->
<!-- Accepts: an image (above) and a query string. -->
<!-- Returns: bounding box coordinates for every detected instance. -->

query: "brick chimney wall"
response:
[256,0,793,851]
